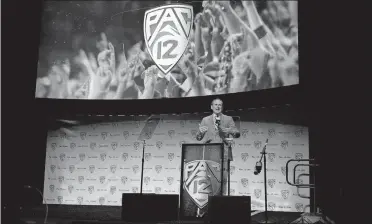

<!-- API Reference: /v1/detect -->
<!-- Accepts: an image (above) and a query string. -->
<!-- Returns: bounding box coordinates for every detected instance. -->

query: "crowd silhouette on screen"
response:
[35,0,298,99]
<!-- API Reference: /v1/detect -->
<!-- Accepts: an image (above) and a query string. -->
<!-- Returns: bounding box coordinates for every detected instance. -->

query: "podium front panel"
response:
[179,143,224,219]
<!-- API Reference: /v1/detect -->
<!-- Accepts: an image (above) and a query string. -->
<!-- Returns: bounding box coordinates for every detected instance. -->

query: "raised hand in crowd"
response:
[46,60,71,99]
[139,65,158,99]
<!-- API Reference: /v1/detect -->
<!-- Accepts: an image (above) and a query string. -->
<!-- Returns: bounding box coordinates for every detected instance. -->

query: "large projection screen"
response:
[36,1,299,100]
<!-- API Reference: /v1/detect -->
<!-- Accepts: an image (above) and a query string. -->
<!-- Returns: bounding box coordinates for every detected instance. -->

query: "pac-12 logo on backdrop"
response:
[77,197,83,205]
[69,165,75,173]
[254,189,262,199]
[144,4,193,75]
[268,202,276,211]
[295,203,304,212]
[68,185,74,194]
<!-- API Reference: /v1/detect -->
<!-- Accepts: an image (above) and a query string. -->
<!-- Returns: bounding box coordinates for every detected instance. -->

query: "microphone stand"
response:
[256,139,274,224]
[139,139,146,195]
[138,116,160,195]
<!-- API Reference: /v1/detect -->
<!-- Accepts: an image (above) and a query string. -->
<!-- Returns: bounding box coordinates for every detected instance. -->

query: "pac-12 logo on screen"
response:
[144,4,193,75]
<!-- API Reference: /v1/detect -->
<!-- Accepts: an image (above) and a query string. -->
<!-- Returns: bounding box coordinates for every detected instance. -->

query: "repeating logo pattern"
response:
[60,153,66,161]
[88,186,94,194]
[68,185,74,194]
[133,165,140,174]
[295,153,303,160]
[180,120,186,128]
[168,153,175,161]
[44,117,309,211]
[242,129,249,138]
[268,202,276,211]
[155,165,162,173]
[110,165,117,173]
[110,186,117,195]
[144,176,151,185]
[50,165,56,173]
[268,153,276,162]
[77,197,83,205]
[79,153,86,161]
[111,142,118,150]
[58,176,64,184]
[268,179,276,188]
[57,196,63,204]
[281,140,289,149]
[69,165,75,173]
[133,142,140,151]
[80,132,87,140]
[78,176,84,184]
[89,165,95,174]
[281,190,290,199]
[100,176,106,184]
[132,187,139,193]
[295,129,303,137]
[90,142,96,150]
[123,131,130,139]
[100,153,107,162]
[281,166,287,176]
[121,176,128,185]
[254,189,261,199]
[156,141,163,149]
[155,187,162,194]
[167,177,174,185]
[145,153,152,161]
[241,178,249,188]
[254,140,262,149]
[168,130,175,138]
[70,143,76,149]
[101,132,108,140]
[295,203,304,212]
[268,128,276,137]
[241,153,249,162]
[99,197,105,205]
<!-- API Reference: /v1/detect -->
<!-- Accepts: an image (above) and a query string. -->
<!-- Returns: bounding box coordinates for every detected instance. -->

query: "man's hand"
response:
[199,124,208,134]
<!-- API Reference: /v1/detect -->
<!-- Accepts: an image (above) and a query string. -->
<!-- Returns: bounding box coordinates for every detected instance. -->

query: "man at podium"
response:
[195,98,240,195]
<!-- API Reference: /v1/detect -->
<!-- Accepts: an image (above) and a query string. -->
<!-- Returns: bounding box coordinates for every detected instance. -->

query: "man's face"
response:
[211,99,223,115]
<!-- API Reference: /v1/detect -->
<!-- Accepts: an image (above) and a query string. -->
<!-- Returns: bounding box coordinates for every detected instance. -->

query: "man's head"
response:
[211,98,223,115]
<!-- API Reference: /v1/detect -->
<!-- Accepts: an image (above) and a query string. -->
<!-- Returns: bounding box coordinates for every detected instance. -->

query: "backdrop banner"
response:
[44,113,309,212]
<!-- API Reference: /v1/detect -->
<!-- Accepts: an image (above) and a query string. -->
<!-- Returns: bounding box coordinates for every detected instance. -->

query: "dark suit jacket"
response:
[196,114,240,161]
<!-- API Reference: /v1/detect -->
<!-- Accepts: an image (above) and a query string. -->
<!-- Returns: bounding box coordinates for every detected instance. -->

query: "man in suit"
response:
[196,98,240,196]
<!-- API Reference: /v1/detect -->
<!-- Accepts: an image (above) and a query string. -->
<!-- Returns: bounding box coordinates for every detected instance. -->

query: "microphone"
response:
[254,139,269,175]
[254,161,262,175]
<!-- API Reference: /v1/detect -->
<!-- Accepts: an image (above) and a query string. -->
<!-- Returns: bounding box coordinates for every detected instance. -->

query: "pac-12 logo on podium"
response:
[144,4,193,75]
[183,160,221,209]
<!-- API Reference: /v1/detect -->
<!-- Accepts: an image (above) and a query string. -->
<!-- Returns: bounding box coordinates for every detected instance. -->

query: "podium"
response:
[179,143,225,220]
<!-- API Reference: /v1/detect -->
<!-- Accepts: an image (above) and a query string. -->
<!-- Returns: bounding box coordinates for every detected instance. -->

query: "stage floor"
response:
[19,209,305,224]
